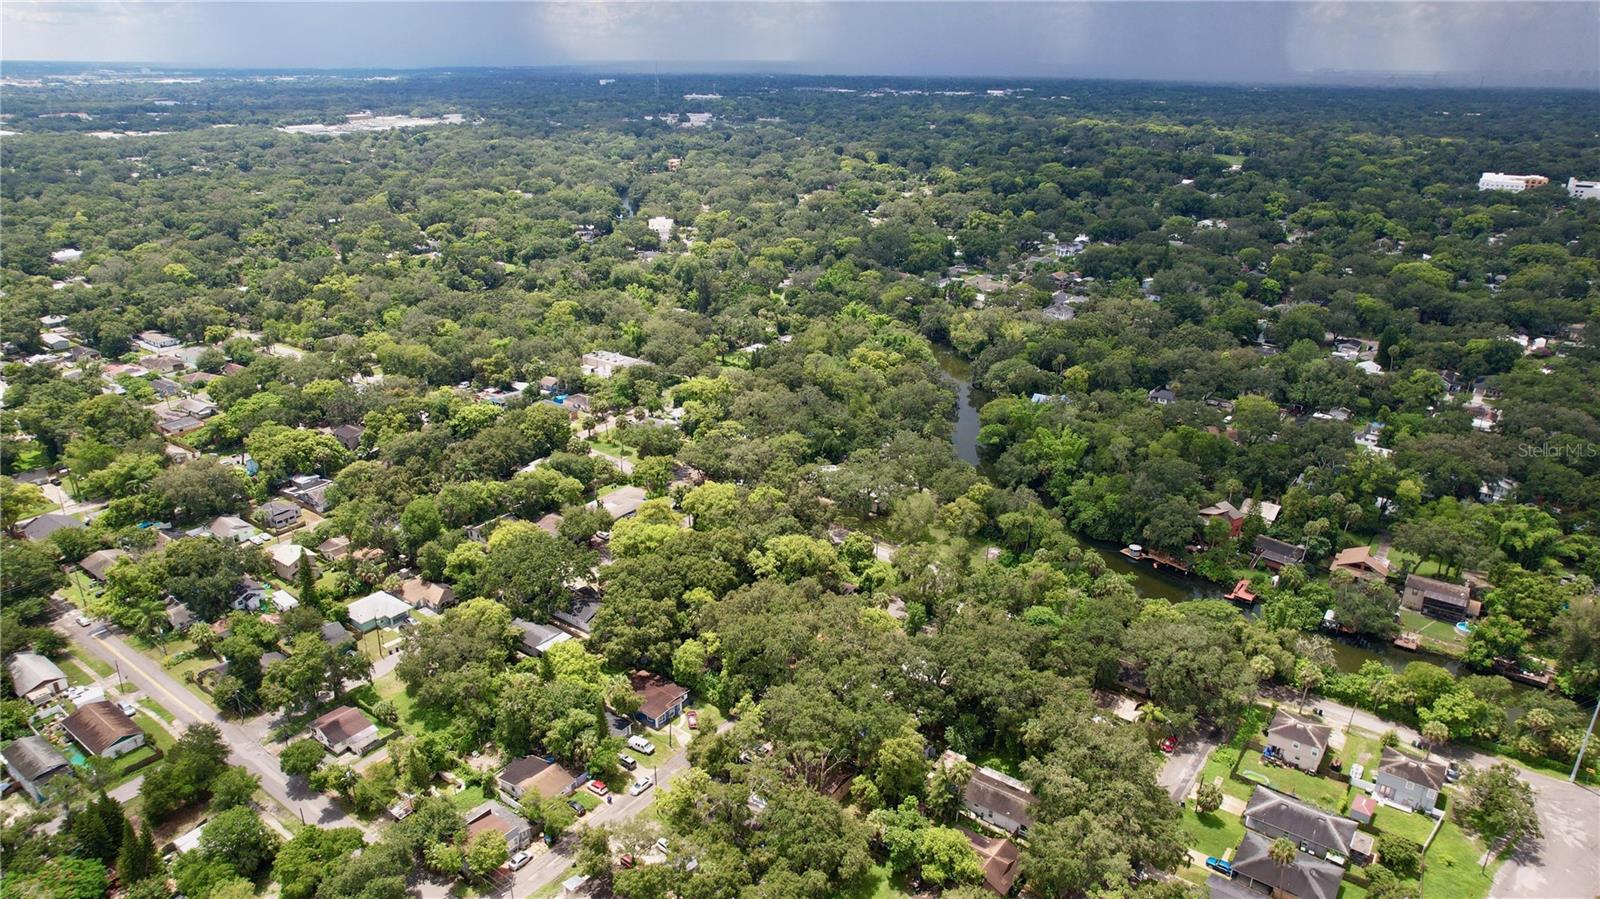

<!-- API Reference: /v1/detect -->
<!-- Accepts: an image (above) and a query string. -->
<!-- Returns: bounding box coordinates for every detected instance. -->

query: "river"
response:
[930,344,1484,677]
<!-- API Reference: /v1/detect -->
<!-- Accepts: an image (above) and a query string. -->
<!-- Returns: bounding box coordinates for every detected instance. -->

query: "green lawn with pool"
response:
[1234,752,1346,812]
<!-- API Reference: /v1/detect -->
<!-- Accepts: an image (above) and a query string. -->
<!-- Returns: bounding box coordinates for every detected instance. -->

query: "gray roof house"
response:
[1,736,71,802]
[514,619,572,657]
[1373,748,1448,813]
[940,750,1037,836]
[1228,831,1343,899]
[1242,786,1357,861]
[1265,708,1332,774]
[464,800,534,853]
[8,652,68,705]
[16,513,85,542]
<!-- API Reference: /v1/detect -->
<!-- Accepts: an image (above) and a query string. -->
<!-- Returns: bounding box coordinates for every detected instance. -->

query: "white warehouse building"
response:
[1567,177,1600,200]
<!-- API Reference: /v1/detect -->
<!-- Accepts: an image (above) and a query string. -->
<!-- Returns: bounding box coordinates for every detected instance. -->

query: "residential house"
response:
[1147,387,1176,405]
[513,619,572,657]
[8,652,68,705]
[940,751,1037,836]
[398,577,455,612]
[1373,748,1448,813]
[497,755,583,805]
[260,500,302,530]
[156,415,205,437]
[135,330,179,350]
[1401,574,1478,623]
[1265,709,1332,774]
[150,377,183,398]
[267,543,314,580]
[1253,536,1308,571]
[1227,831,1343,899]
[310,706,379,755]
[629,670,689,730]
[327,423,364,452]
[553,590,602,638]
[1329,546,1390,582]
[346,591,411,633]
[963,829,1021,896]
[561,393,592,414]
[233,577,269,612]
[281,474,334,513]
[1242,786,1357,860]
[167,602,196,631]
[79,548,129,582]
[269,589,299,612]
[1,736,71,802]
[535,512,563,535]
[1348,794,1377,824]
[1198,498,1282,538]
[15,513,85,542]
[208,516,261,543]
[464,800,534,853]
[581,350,648,378]
[597,485,649,521]
[317,535,352,561]
[320,621,355,650]
[61,700,146,759]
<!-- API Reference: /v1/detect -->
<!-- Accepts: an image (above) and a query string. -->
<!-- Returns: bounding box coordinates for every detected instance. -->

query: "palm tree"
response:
[1421,720,1450,761]
[1269,837,1298,868]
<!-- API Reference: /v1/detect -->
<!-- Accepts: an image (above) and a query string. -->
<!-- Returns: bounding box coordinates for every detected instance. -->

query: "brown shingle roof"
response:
[80,548,130,581]
[311,705,373,746]
[61,701,143,756]
[629,671,689,721]
[962,828,1021,895]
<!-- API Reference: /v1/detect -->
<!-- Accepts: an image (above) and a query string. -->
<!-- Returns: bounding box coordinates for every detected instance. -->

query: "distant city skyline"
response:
[3,2,1597,89]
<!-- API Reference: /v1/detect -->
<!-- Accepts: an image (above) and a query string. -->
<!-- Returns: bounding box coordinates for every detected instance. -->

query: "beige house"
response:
[1266,708,1331,773]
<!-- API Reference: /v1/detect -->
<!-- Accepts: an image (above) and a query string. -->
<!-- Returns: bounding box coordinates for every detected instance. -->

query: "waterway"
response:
[929,344,1484,678]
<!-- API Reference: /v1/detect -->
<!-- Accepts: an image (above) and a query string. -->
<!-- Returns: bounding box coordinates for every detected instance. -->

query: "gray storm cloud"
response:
[2,1,1595,88]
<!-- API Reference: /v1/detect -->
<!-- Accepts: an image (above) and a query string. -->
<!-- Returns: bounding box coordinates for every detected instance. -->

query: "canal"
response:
[931,344,1482,678]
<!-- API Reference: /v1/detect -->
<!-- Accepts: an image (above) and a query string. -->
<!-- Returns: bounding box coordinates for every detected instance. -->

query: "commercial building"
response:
[1478,172,1549,193]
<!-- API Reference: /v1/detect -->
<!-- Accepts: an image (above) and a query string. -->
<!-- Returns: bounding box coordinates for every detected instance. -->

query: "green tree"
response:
[199,806,280,878]
[1453,764,1542,871]
[280,739,327,778]
[271,826,365,899]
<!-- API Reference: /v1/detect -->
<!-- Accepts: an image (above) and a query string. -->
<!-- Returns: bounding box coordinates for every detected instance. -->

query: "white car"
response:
[507,851,531,871]
[628,775,654,796]
[74,613,92,627]
[627,735,656,755]
[117,701,137,718]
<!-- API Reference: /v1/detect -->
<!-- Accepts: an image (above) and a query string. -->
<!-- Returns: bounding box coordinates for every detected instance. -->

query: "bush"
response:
[1376,834,1422,879]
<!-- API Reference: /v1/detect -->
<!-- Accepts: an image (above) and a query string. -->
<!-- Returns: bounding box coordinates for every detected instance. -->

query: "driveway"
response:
[1159,736,1220,802]
[55,606,366,834]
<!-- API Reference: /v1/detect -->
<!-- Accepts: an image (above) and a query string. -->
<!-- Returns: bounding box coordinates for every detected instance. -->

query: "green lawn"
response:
[1422,819,1499,899]
[1400,609,1467,648]
[1371,805,1439,844]
[61,658,98,687]
[1337,882,1370,899]
[1214,153,1246,166]
[1181,808,1245,858]
[134,711,175,751]
[1201,745,1254,802]
[102,744,161,788]
[588,439,638,462]
[450,783,495,811]
[141,697,177,724]
[573,789,601,811]
[1235,752,1347,813]
[1339,730,1383,773]
[970,746,1026,779]
[68,646,114,678]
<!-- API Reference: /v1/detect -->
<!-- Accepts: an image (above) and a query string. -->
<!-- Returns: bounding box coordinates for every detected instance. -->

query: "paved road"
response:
[1159,736,1220,802]
[1297,693,1599,899]
[56,610,365,834]
[38,482,107,520]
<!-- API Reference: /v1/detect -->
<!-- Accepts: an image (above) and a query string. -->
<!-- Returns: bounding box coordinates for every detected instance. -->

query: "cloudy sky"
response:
[4,2,1597,87]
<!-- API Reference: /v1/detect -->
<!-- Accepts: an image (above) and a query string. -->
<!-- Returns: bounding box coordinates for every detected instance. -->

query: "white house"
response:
[346,590,411,632]
[1568,177,1600,200]
[267,542,315,580]
[646,216,674,244]
[1478,172,1549,193]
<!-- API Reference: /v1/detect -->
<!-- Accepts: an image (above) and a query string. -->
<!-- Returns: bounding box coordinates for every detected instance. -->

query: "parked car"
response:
[618,752,638,771]
[1446,762,1461,783]
[1205,857,1233,878]
[686,709,699,728]
[588,780,609,796]
[1159,736,1177,753]
[627,735,656,755]
[117,701,137,718]
[629,775,653,796]
[74,613,92,627]
[508,851,531,871]
[567,799,587,817]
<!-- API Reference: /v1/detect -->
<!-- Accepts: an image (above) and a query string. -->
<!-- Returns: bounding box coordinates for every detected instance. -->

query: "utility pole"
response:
[1571,698,1598,782]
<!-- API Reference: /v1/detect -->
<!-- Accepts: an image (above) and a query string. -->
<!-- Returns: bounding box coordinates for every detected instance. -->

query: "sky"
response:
[3,1,1597,88]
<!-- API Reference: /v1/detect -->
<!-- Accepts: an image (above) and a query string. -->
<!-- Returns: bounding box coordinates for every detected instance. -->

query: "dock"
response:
[1120,545,1191,574]
[1224,579,1259,604]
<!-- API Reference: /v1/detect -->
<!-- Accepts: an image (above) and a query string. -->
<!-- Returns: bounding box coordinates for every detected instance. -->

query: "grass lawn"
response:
[134,710,175,750]
[68,646,114,678]
[1400,609,1467,648]
[1181,808,1245,858]
[61,658,98,686]
[840,862,915,899]
[588,439,639,462]
[1202,746,1254,802]
[1235,752,1347,813]
[1371,804,1438,844]
[1423,819,1499,899]
[349,673,444,738]
[970,746,1026,779]
[141,697,177,724]
[1340,730,1383,772]
[1337,882,1370,899]
[1213,153,1246,166]
[449,783,495,811]
[573,789,601,811]
[102,744,161,788]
